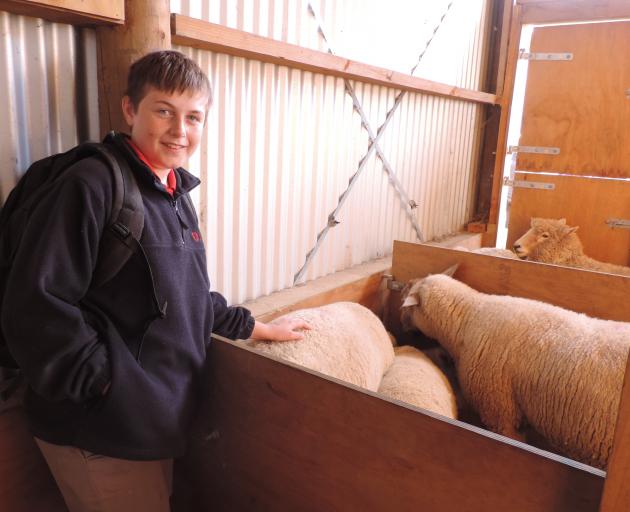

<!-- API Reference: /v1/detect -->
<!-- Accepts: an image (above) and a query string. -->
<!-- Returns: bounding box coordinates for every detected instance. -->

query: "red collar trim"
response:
[127,139,177,196]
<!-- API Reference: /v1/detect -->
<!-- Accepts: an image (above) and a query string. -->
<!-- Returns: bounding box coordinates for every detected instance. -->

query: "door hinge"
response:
[606,218,630,230]
[519,51,573,61]
[508,145,560,155]
[503,177,555,190]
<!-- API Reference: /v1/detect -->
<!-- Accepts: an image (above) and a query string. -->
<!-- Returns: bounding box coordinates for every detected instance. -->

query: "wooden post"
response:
[95,0,171,137]
[484,2,522,246]
[473,0,511,225]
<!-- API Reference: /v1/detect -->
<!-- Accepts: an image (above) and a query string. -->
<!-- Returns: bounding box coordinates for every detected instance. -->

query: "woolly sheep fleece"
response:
[247,302,395,391]
[378,346,457,420]
[400,274,630,469]
[513,217,630,276]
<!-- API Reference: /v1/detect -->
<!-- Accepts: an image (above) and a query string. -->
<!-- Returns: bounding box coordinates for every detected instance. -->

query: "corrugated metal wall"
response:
[0,11,99,202]
[0,1,491,305]
[173,0,491,303]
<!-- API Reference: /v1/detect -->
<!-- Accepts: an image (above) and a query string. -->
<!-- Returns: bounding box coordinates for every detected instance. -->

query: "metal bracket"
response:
[519,51,573,61]
[508,145,560,155]
[383,274,404,291]
[503,177,555,190]
[606,218,630,229]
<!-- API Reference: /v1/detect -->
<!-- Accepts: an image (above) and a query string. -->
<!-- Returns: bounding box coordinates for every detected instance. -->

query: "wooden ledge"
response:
[171,14,497,105]
[0,0,124,25]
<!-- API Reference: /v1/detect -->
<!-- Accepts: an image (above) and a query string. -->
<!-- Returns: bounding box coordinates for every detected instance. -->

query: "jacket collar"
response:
[103,131,201,198]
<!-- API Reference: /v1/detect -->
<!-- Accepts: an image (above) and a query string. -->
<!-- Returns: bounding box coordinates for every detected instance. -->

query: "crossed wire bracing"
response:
[294,1,455,285]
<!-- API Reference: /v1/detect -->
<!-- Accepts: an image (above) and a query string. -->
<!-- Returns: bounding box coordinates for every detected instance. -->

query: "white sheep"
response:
[400,271,630,469]
[513,217,630,276]
[377,345,457,420]
[247,302,395,392]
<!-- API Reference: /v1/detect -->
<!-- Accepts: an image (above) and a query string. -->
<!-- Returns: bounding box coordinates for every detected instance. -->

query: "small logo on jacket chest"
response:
[191,231,201,242]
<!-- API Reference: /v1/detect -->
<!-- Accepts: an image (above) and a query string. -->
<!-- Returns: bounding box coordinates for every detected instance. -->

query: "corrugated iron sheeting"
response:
[176,45,485,303]
[173,0,490,303]
[0,11,79,202]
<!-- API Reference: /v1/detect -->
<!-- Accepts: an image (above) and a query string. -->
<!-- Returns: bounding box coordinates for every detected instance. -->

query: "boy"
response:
[1,50,308,512]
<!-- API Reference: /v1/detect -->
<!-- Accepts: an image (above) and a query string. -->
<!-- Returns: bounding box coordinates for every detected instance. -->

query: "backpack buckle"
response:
[111,222,131,239]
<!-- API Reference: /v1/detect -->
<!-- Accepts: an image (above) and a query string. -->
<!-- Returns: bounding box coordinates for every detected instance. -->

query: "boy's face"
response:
[122,86,209,172]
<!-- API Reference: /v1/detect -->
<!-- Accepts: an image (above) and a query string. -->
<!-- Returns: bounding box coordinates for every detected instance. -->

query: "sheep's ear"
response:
[567,225,579,234]
[401,294,420,308]
[441,264,459,277]
[558,218,567,225]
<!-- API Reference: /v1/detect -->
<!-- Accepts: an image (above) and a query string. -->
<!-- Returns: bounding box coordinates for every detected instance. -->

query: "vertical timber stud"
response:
[95,0,171,136]
[473,0,510,225]
[599,355,630,511]
[484,2,522,246]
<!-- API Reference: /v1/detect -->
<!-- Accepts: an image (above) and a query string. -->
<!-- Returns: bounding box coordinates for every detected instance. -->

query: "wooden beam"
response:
[174,336,603,512]
[171,14,497,106]
[486,3,522,245]
[518,0,630,24]
[95,0,171,136]
[0,0,123,25]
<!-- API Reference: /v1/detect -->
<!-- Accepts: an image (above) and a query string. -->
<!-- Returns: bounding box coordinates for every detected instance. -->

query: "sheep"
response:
[513,217,630,276]
[400,270,630,469]
[377,345,457,420]
[247,302,395,392]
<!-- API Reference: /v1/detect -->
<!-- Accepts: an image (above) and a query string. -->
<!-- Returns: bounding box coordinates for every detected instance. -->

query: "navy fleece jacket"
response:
[1,133,254,460]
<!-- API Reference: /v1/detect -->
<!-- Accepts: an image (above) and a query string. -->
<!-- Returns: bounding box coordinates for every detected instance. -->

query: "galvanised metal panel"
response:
[0,11,79,202]
[177,44,485,304]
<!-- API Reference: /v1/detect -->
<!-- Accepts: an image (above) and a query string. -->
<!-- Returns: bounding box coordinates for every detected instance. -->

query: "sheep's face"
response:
[400,266,459,335]
[400,278,425,332]
[512,217,578,259]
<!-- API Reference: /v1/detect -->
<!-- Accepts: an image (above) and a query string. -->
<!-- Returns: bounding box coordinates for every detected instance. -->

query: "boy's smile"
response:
[122,87,209,181]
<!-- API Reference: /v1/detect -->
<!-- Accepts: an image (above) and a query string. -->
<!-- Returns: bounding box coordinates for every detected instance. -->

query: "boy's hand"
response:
[251,318,312,341]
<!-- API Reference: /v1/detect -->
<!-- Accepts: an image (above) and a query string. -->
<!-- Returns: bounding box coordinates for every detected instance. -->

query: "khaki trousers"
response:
[35,437,172,512]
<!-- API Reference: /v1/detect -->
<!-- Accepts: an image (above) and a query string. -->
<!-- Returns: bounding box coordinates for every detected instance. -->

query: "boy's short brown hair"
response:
[125,50,212,109]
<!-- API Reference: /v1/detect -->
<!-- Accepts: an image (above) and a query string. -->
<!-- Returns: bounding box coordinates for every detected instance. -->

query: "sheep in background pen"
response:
[513,217,630,275]
[400,268,630,469]
[377,345,458,420]
[247,302,394,392]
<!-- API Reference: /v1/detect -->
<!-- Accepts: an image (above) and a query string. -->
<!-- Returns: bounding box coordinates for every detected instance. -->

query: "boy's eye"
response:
[157,109,171,116]
[187,114,203,123]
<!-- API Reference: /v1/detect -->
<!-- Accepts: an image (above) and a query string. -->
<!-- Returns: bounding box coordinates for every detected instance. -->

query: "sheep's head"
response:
[400,265,458,334]
[512,217,578,260]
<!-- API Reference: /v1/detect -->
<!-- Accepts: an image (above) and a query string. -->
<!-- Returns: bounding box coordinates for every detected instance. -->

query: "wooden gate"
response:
[506,21,630,265]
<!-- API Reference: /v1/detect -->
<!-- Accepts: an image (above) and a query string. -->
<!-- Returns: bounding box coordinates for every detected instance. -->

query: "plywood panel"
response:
[391,241,630,323]
[519,0,630,24]
[516,21,630,178]
[175,337,604,512]
[507,173,630,266]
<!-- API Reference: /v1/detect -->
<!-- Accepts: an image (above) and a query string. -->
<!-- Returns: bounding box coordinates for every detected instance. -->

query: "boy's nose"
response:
[170,117,186,136]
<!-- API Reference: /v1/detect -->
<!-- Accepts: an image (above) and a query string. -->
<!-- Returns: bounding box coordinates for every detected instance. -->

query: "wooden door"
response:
[506,21,630,265]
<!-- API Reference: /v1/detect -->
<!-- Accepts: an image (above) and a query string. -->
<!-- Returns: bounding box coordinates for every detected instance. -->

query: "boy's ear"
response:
[121,96,135,127]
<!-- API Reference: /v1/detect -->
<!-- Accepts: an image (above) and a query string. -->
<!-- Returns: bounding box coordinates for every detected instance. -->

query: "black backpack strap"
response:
[88,143,145,288]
